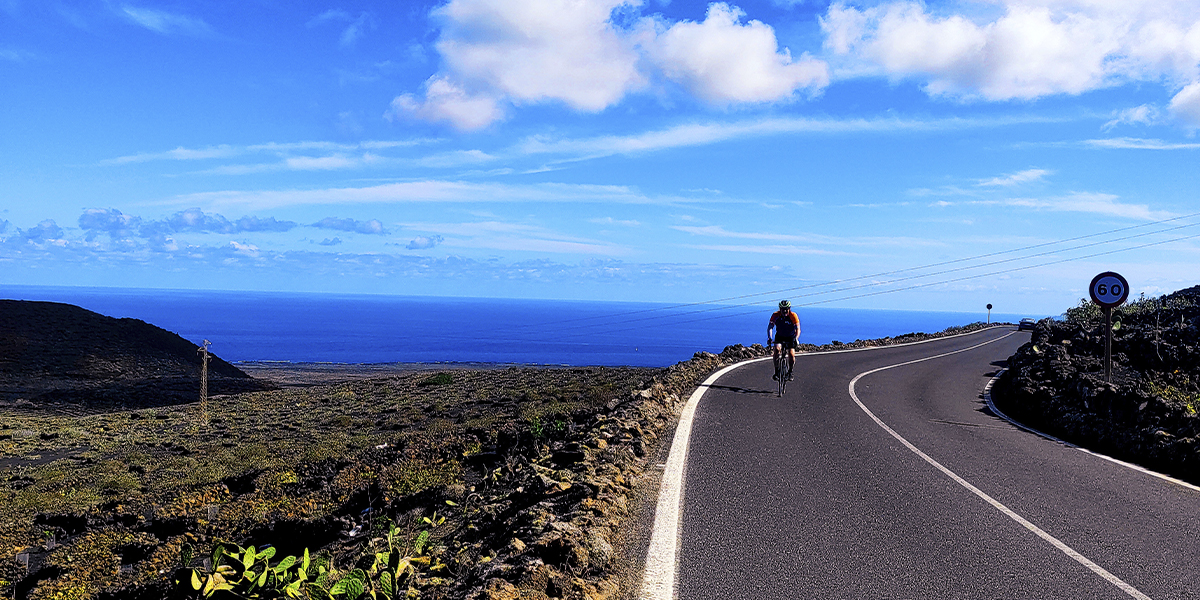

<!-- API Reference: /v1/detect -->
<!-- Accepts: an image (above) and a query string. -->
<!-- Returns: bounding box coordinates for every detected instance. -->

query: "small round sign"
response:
[1089,271,1130,308]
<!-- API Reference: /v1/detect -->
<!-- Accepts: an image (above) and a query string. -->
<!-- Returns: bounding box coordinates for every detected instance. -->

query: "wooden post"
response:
[199,340,211,425]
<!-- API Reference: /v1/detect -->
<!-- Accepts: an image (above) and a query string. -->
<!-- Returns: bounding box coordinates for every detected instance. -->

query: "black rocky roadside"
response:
[992,285,1200,484]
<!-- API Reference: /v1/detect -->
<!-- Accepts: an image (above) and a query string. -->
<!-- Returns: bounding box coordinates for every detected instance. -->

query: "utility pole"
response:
[198,340,211,426]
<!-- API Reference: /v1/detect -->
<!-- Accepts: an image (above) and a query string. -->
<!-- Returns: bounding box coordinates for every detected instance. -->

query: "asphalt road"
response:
[663,327,1200,600]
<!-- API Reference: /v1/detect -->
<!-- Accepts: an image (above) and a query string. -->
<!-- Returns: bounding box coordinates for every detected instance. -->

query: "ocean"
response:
[0,286,1030,367]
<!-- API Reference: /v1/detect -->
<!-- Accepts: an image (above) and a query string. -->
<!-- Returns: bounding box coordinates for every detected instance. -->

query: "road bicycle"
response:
[771,342,791,397]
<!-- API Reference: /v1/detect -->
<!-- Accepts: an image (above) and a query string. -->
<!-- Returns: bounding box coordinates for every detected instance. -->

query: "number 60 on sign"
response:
[1089,271,1129,308]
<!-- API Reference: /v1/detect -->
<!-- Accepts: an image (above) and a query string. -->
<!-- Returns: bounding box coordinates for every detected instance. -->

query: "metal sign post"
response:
[1089,272,1129,382]
[1104,306,1112,381]
[986,303,992,324]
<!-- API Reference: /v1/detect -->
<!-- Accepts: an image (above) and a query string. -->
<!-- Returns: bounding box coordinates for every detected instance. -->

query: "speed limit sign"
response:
[1089,271,1129,308]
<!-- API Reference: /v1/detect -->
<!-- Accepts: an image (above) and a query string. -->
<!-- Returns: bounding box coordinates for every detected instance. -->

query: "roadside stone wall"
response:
[993,286,1200,484]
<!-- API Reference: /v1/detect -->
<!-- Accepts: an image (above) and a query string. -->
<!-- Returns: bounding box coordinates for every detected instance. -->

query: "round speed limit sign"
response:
[1089,271,1130,308]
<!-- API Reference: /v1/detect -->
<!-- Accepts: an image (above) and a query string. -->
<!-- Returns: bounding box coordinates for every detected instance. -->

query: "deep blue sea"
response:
[1,286,1030,367]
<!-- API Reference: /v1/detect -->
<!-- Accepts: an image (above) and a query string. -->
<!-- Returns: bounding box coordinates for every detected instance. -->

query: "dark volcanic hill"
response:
[0,299,273,411]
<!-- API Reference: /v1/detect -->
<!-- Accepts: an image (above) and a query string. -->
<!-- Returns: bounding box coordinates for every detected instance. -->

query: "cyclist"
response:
[768,300,801,381]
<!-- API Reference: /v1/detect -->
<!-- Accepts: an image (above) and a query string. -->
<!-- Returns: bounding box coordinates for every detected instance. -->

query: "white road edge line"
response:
[640,358,766,600]
[640,326,1009,600]
[983,370,1200,494]
[848,333,1153,600]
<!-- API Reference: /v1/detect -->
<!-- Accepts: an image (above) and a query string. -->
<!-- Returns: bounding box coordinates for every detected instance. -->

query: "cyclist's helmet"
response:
[778,300,791,310]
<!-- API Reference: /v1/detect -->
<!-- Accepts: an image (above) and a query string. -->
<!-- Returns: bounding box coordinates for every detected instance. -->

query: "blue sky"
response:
[3,0,1200,314]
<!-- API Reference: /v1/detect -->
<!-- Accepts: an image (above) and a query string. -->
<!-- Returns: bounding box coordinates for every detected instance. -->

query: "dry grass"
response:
[0,365,658,599]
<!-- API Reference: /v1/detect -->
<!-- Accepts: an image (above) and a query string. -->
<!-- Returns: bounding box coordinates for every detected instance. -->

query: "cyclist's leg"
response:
[786,344,796,379]
[772,343,783,379]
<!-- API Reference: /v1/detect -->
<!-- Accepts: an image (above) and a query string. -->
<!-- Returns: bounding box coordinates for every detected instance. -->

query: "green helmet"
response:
[778,300,791,309]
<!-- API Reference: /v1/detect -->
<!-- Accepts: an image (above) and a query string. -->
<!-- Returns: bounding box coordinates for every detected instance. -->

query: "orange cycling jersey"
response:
[770,310,799,338]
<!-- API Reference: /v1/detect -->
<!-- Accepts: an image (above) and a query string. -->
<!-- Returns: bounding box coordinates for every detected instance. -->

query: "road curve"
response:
[643,327,1200,600]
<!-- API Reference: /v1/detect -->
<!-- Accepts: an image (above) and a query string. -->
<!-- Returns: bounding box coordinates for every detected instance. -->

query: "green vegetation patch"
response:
[417,373,454,387]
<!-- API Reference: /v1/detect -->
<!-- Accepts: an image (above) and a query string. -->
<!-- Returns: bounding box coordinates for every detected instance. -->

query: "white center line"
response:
[848,332,1152,600]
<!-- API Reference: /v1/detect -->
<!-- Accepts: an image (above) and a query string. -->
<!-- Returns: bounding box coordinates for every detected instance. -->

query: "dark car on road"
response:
[1018,318,1037,331]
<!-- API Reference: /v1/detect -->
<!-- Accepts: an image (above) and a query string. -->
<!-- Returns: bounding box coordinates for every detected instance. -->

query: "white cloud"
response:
[121,5,211,36]
[1169,82,1200,128]
[649,3,828,105]
[172,180,693,211]
[673,224,806,242]
[515,113,1067,162]
[672,224,939,248]
[397,0,831,128]
[589,217,641,227]
[229,241,260,257]
[406,235,445,250]
[105,145,238,164]
[434,0,645,111]
[1001,192,1163,220]
[684,244,849,256]
[1102,104,1161,130]
[978,168,1052,187]
[388,76,506,131]
[307,9,374,47]
[821,1,1200,103]
[106,140,430,165]
[312,217,387,235]
[401,220,630,255]
[1083,137,1200,149]
[284,155,368,170]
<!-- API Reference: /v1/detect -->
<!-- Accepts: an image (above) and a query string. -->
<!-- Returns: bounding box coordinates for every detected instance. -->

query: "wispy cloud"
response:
[104,145,240,165]
[120,5,212,36]
[1002,192,1164,220]
[103,114,1061,178]
[307,9,374,47]
[671,224,937,248]
[977,168,1051,187]
[312,217,387,235]
[103,140,433,165]
[515,113,1068,164]
[399,220,629,256]
[406,235,444,250]
[1083,138,1200,150]
[173,181,711,210]
[589,217,641,227]
[683,244,850,256]
[0,48,34,62]
[1102,105,1161,131]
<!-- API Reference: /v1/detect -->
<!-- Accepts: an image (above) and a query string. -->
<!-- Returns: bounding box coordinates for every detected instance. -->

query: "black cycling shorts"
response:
[774,337,800,351]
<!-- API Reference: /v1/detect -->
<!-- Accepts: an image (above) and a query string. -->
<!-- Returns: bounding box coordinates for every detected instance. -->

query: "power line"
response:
[505,209,1200,331]
[577,230,1200,337]
[493,217,1200,337]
